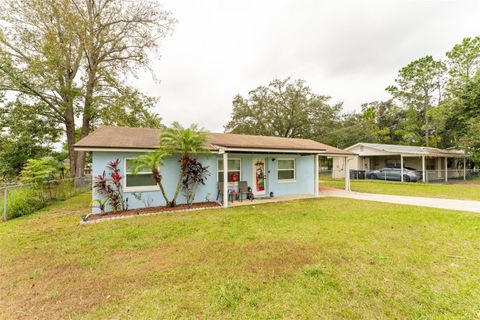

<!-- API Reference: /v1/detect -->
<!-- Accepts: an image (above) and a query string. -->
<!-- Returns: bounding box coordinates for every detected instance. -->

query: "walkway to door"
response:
[319,186,480,213]
[229,194,316,207]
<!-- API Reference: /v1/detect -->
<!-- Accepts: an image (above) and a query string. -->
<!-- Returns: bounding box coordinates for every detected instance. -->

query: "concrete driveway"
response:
[321,188,480,213]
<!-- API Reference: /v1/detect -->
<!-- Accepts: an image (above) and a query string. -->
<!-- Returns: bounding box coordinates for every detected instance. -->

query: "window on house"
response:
[218,159,241,182]
[277,159,295,182]
[125,158,156,189]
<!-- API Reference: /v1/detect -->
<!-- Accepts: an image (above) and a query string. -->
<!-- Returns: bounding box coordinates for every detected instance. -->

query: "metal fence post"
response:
[3,189,7,222]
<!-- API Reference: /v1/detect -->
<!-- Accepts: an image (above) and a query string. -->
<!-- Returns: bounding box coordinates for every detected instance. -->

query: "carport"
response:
[316,144,357,191]
[341,143,468,183]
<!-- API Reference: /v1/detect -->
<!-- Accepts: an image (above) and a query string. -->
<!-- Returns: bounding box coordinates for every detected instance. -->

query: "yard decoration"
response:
[254,160,265,192]
[93,159,128,212]
[160,122,209,207]
[182,158,210,206]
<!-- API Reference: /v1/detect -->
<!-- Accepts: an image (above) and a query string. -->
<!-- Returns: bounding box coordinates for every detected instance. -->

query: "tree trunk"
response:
[171,165,185,207]
[75,66,96,178]
[64,107,77,178]
[425,127,429,147]
[75,116,89,178]
[153,169,170,205]
[157,182,170,206]
[424,95,430,147]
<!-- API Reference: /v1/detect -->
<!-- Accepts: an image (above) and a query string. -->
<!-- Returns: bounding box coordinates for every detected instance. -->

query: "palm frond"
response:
[131,150,168,174]
[160,123,210,156]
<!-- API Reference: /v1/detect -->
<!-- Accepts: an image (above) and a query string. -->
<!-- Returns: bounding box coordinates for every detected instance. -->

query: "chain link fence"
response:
[1,176,91,222]
[319,168,479,187]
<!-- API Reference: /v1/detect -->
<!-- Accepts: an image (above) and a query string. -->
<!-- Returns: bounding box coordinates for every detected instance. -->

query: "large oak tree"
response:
[225,78,343,145]
[0,0,174,177]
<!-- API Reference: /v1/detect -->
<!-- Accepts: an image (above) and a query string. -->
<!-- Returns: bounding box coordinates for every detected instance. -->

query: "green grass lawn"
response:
[322,179,480,201]
[1,193,480,319]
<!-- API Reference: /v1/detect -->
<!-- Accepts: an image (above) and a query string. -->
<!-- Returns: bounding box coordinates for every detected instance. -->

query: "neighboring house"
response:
[74,126,354,213]
[333,143,468,182]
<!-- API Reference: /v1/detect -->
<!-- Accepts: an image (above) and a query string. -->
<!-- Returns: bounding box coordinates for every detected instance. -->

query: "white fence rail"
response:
[1,176,91,222]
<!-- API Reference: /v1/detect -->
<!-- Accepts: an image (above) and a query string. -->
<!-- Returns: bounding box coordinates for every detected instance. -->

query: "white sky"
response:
[135,0,480,132]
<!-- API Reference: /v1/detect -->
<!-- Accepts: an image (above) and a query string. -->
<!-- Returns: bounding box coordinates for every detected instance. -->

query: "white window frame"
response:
[217,158,242,183]
[277,158,296,183]
[123,157,158,192]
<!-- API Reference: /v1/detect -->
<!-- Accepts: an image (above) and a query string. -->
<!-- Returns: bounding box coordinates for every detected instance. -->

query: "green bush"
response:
[3,187,46,219]
[20,157,63,185]
[1,177,91,221]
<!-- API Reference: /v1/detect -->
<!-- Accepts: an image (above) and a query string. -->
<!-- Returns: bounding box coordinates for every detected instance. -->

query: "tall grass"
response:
[1,177,91,220]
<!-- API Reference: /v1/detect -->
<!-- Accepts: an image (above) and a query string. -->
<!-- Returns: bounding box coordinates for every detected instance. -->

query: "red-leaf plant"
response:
[182,158,210,206]
[93,159,128,212]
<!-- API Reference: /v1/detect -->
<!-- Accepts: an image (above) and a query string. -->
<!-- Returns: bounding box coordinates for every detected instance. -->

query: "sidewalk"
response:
[320,188,480,213]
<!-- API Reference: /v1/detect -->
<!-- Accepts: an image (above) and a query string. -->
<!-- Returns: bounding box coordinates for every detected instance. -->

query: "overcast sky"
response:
[135,0,480,132]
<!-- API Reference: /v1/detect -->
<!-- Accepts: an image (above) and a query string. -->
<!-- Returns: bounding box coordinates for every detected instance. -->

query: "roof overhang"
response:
[74,146,328,155]
[358,152,467,158]
[216,146,327,154]
[322,153,357,157]
[401,153,466,158]
[74,147,156,152]
[346,143,466,158]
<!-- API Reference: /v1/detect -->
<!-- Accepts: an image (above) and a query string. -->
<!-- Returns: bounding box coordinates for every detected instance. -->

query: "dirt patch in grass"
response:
[1,263,117,319]
[106,244,182,271]
[237,241,318,276]
[1,246,185,320]
[85,201,221,222]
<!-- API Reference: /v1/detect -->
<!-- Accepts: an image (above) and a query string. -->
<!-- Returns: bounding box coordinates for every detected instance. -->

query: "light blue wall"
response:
[91,151,315,213]
[224,154,315,197]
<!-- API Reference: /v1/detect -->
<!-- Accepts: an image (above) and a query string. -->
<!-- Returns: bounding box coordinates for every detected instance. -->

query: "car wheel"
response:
[403,175,410,182]
[370,174,377,180]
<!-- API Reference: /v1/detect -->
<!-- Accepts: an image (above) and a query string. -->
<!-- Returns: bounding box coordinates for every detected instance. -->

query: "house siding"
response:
[91,151,315,213]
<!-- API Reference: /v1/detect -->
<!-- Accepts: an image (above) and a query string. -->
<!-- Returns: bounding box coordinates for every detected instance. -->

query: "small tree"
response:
[20,157,63,185]
[182,158,210,206]
[131,150,170,205]
[20,156,64,202]
[386,56,446,146]
[160,122,209,207]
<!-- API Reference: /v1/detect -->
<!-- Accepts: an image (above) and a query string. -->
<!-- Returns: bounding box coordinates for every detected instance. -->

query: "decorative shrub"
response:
[93,198,108,214]
[182,158,210,206]
[93,159,128,212]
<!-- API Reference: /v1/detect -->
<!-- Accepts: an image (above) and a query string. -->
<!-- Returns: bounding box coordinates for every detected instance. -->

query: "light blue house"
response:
[74,126,353,213]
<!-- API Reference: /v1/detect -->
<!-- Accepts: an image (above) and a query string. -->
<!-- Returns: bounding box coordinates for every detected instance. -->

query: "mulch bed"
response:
[82,201,221,224]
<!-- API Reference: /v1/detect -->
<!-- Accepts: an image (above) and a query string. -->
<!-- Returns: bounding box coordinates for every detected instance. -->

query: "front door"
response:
[252,158,266,196]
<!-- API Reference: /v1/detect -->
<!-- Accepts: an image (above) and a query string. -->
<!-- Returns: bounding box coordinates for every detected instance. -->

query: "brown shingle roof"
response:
[74,126,355,155]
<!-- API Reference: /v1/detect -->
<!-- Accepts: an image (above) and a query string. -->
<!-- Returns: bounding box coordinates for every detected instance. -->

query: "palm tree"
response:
[160,122,209,207]
[131,149,170,205]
